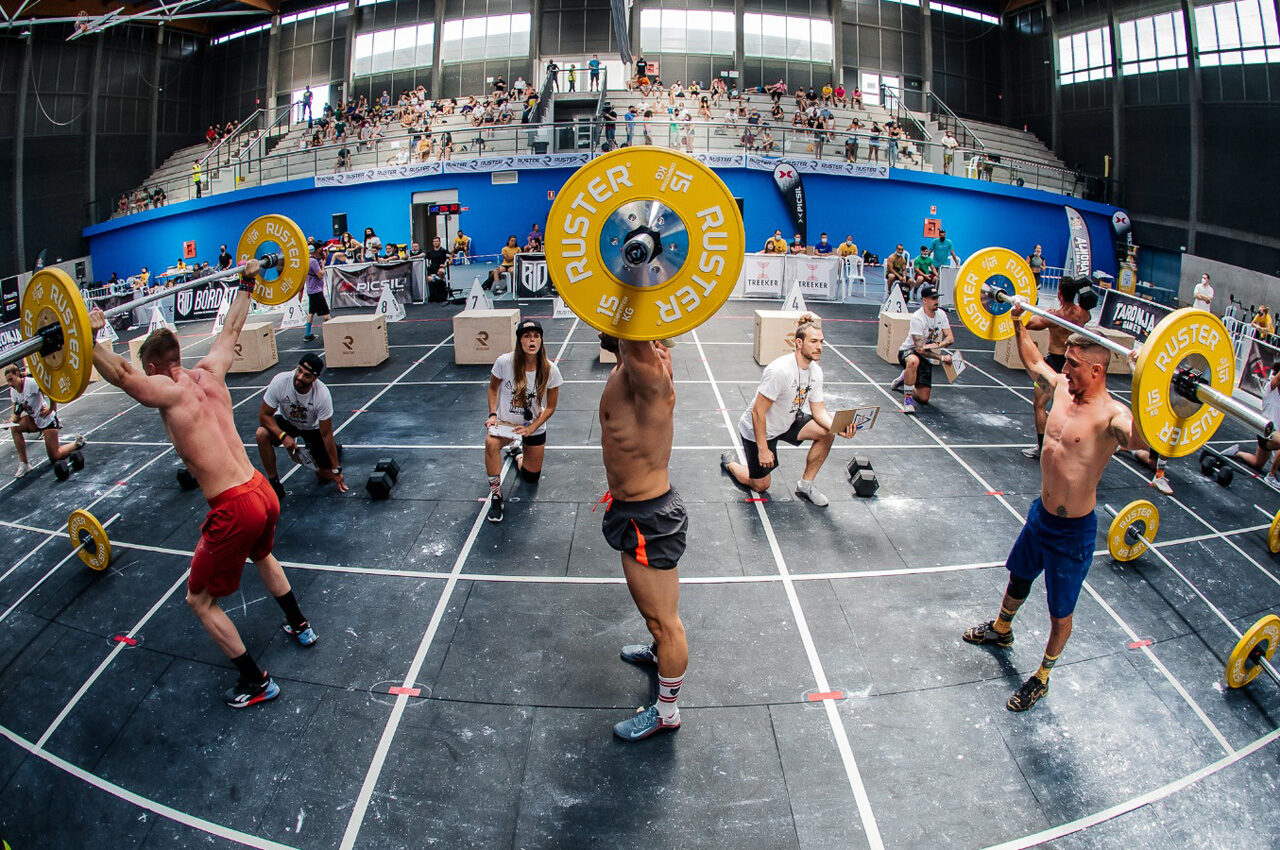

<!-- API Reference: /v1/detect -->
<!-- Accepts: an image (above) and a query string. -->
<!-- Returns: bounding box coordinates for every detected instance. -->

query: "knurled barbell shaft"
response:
[988,286,1276,442]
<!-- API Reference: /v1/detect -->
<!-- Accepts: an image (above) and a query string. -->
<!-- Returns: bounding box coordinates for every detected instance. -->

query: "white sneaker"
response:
[1149,475,1173,495]
[1221,443,1241,459]
[14,462,29,478]
[796,479,829,507]
[1265,474,1280,489]
[889,372,905,392]
[903,395,916,415]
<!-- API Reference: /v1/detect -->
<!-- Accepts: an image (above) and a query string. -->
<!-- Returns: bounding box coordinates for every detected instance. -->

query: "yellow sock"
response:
[1035,651,1060,684]
[993,605,1017,633]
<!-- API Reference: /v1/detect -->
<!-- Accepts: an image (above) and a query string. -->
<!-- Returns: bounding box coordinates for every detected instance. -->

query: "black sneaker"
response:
[269,477,286,501]
[223,675,280,709]
[962,620,1014,648]
[303,334,316,341]
[1007,675,1048,712]
[487,492,504,523]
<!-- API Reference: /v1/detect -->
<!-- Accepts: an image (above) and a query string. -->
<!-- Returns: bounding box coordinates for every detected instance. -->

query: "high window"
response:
[639,9,736,56]
[1058,26,1113,84]
[743,13,834,64]
[1118,11,1188,75]
[439,14,532,63]
[352,24,434,76]
[1195,0,1280,66]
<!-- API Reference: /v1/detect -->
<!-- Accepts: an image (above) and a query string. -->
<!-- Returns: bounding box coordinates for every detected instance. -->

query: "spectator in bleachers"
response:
[546,59,560,91]
[526,223,542,246]
[887,123,902,167]
[1253,305,1275,339]
[812,126,827,159]
[710,77,726,106]
[833,83,846,107]
[1193,274,1214,311]
[335,146,351,173]
[760,127,776,154]
[152,186,167,207]
[339,232,361,261]
[437,131,454,161]
[205,126,218,147]
[362,228,383,258]
[567,65,577,92]
[821,83,833,104]
[913,246,938,295]
[642,110,655,145]
[218,244,233,270]
[523,233,542,253]
[624,106,637,145]
[301,86,314,124]
[942,130,958,175]
[408,241,424,258]
[769,79,787,104]
[844,126,860,163]
[853,87,863,108]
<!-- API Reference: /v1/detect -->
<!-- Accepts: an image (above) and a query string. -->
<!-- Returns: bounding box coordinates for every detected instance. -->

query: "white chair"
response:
[839,255,866,299]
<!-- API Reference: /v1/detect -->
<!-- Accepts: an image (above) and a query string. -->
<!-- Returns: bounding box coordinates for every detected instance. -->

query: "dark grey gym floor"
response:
[0,299,1277,849]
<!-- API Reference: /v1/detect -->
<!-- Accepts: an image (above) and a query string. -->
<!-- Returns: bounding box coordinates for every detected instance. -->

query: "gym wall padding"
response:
[84,166,1122,285]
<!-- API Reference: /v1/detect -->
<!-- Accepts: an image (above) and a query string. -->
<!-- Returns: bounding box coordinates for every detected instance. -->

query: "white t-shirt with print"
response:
[263,371,334,431]
[9,377,55,429]
[1263,374,1280,425]
[491,352,563,436]
[899,307,952,353]
[1193,281,1214,311]
[738,353,825,442]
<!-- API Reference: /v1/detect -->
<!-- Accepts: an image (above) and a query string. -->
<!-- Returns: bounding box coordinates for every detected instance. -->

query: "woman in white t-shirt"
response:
[483,319,564,522]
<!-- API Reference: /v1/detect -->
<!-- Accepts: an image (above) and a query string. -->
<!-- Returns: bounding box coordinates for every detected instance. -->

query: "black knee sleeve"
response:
[517,466,541,484]
[1006,575,1033,601]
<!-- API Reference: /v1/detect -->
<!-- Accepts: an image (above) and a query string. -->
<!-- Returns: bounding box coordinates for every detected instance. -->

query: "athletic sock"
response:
[1034,651,1060,684]
[904,385,915,398]
[1036,432,1044,449]
[994,605,1017,633]
[488,475,501,496]
[274,591,307,632]
[656,674,683,721]
[304,322,312,336]
[231,651,266,685]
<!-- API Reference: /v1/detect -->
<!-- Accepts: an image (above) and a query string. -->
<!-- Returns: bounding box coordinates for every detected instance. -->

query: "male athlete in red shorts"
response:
[90,260,317,709]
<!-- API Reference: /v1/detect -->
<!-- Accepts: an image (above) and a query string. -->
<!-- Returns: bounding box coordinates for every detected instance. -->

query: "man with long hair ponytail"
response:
[483,319,563,522]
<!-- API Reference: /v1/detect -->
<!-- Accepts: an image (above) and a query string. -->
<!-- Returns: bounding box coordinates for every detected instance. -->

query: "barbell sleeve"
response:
[985,285,1276,442]
[99,253,282,322]
[1103,504,1152,546]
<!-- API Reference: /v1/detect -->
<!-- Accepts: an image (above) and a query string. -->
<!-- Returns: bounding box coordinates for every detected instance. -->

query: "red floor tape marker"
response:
[388,686,421,697]
[986,491,1005,496]
[1128,639,1155,649]
[807,691,845,701]
[746,497,768,503]
[112,635,138,647]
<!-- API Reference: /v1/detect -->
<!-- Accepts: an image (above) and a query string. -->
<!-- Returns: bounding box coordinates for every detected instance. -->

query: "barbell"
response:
[952,247,1274,458]
[67,508,112,571]
[544,148,746,341]
[12,214,307,403]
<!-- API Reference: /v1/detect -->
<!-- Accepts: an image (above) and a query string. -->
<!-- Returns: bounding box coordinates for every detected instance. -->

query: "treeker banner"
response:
[1097,287,1170,342]
[737,253,786,298]
[326,260,424,309]
[785,255,838,300]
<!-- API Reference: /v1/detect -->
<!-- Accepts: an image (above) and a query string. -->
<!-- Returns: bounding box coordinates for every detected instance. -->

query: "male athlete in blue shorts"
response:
[964,302,1145,711]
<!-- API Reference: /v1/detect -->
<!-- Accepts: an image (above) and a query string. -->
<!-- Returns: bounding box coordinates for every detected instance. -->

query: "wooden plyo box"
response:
[994,328,1050,369]
[323,314,389,368]
[876,311,913,364]
[754,310,821,366]
[453,309,520,365]
[230,321,279,373]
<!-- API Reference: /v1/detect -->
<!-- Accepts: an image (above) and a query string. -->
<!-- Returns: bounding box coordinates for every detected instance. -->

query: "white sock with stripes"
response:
[656,674,683,722]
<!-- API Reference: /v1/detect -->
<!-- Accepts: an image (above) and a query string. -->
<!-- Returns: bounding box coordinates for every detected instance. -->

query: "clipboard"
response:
[828,406,880,437]
[488,422,522,440]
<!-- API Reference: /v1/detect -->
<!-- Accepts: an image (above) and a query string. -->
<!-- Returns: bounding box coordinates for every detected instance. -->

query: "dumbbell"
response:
[176,467,199,491]
[846,455,878,498]
[1198,448,1235,487]
[53,450,85,481]
[366,457,400,500]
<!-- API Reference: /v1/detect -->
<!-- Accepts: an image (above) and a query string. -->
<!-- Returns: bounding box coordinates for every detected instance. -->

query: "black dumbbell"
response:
[69,450,85,472]
[1216,465,1234,487]
[375,457,400,484]
[53,459,71,481]
[366,471,394,499]
[852,470,879,497]
[846,456,873,479]
[176,467,199,490]
[1199,450,1221,477]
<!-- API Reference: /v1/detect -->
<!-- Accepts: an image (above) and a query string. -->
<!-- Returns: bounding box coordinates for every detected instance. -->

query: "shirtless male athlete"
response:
[1021,278,1092,460]
[964,301,1144,711]
[599,334,688,741]
[90,260,317,710]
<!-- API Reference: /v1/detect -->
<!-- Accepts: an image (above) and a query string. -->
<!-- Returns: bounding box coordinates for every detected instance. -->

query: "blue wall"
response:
[85,166,1121,283]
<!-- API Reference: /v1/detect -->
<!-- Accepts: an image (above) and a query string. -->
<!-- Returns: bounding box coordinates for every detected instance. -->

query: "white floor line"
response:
[1,518,1264,591]
[981,726,1280,850]
[0,514,122,626]
[36,564,191,748]
[822,340,1235,755]
[0,721,297,850]
[338,317,579,850]
[692,330,884,850]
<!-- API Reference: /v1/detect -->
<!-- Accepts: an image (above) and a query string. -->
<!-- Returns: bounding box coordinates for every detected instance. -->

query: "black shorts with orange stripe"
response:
[601,488,687,570]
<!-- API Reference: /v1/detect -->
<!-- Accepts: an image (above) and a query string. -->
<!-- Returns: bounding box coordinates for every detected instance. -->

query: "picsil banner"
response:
[326,260,424,309]
[772,162,807,245]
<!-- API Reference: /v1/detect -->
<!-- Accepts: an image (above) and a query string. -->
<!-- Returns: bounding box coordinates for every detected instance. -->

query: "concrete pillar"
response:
[87,35,104,221]
[149,25,164,171]
[922,0,933,99]
[1180,0,1203,253]
[735,0,745,86]
[432,0,446,100]
[14,33,32,271]
[832,0,844,86]
[1108,3,1123,190]
[265,16,281,123]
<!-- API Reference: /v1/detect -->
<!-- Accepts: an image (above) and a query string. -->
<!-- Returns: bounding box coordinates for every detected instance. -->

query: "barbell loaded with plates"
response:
[67,508,112,572]
[544,148,746,341]
[10,214,308,404]
[952,247,1275,458]
[1104,500,1159,562]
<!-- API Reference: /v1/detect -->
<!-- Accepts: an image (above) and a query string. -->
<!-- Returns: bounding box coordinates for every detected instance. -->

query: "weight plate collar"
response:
[1132,308,1235,458]
[21,269,94,404]
[545,148,745,340]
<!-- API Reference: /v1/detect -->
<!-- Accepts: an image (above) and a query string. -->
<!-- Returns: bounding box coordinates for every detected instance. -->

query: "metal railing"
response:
[880,85,932,143]
[199,108,263,176]
[922,90,985,153]
[102,113,1101,222]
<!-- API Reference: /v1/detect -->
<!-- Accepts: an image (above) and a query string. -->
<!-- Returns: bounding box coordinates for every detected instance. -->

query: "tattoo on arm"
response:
[1034,373,1054,392]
